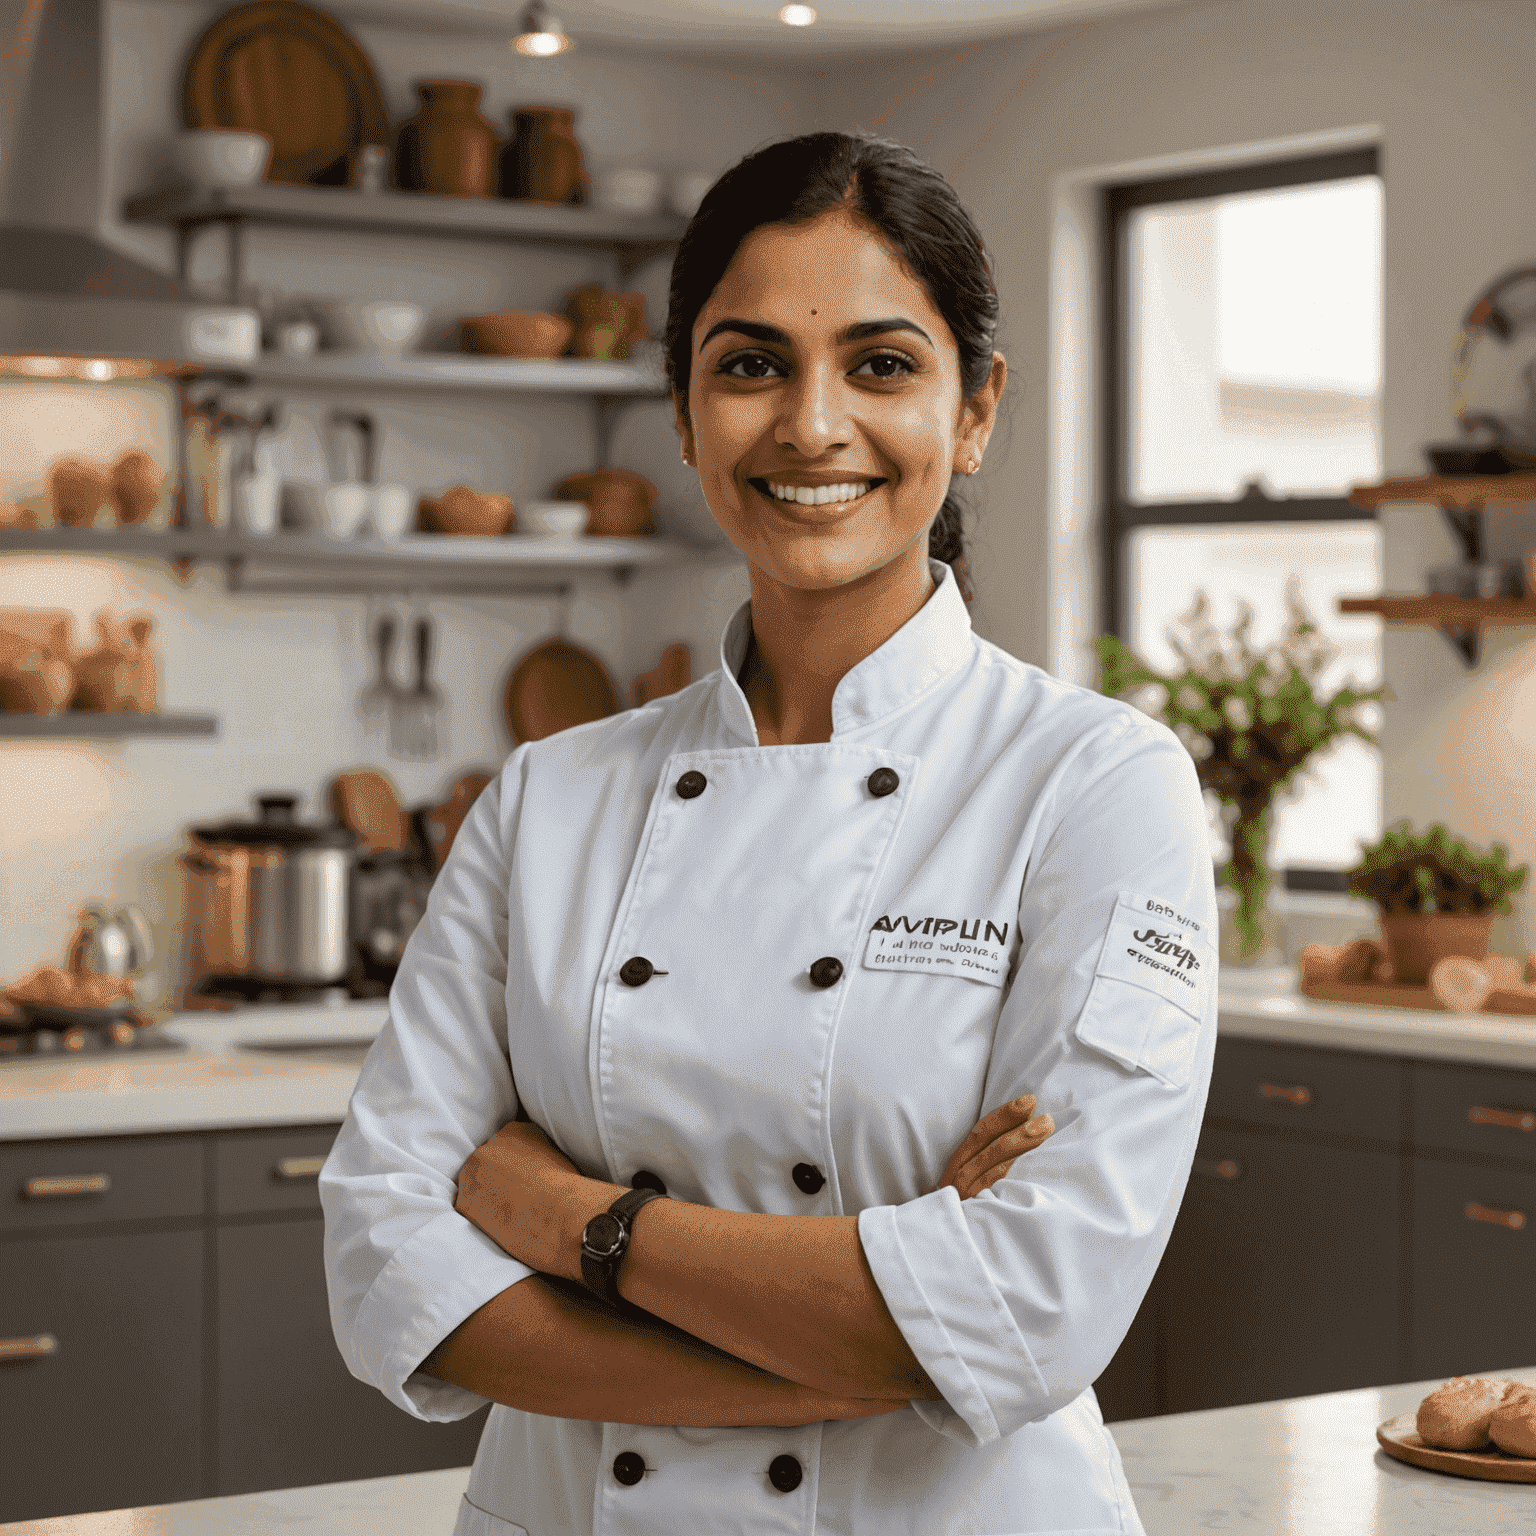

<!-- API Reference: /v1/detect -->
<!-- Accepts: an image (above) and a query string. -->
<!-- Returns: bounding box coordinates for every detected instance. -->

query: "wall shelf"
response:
[0,712,218,738]
[1338,594,1536,667]
[1349,472,1536,513]
[236,352,667,397]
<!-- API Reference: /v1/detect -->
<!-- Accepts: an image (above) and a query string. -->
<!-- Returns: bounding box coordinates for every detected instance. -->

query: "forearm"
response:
[420,1274,904,1427]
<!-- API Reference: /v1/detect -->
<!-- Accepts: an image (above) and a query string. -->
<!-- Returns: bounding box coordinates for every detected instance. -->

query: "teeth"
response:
[767,481,871,505]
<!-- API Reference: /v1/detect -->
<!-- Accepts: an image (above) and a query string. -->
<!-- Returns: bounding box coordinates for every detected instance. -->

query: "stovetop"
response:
[0,1020,188,1062]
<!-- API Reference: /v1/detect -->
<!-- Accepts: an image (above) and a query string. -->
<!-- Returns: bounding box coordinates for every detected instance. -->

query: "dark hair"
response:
[664,131,998,583]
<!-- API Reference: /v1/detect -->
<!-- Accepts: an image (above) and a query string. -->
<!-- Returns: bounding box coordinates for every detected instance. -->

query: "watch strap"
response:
[581,1186,664,1311]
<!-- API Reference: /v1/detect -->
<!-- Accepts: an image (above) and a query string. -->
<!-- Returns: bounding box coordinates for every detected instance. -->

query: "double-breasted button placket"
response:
[866,766,900,797]
[808,956,843,988]
[612,1451,646,1486]
[768,1453,803,1493]
[792,1162,825,1195]
[675,770,707,799]
[620,957,656,987]
[631,1169,667,1195]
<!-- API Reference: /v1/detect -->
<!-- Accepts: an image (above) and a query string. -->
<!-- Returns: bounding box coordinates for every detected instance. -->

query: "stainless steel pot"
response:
[183,795,356,985]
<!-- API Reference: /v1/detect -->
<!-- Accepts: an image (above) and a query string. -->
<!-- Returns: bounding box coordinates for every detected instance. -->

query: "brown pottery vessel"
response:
[47,458,112,526]
[1379,910,1494,985]
[111,450,167,526]
[500,106,587,204]
[565,286,649,360]
[553,468,656,537]
[394,80,499,197]
[418,486,516,536]
[459,310,573,359]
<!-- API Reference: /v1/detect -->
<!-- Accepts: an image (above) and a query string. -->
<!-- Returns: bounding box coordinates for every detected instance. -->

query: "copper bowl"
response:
[418,485,516,536]
[459,310,574,359]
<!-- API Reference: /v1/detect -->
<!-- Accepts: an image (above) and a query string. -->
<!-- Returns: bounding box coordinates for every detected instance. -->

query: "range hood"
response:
[0,0,258,375]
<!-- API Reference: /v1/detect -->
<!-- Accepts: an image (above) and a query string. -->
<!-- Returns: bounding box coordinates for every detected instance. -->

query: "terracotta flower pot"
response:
[500,106,587,205]
[417,486,516,536]
[1379,910,1494,985]
[394,80,499,198]
[459,310,574,359]
[554,468,656,537]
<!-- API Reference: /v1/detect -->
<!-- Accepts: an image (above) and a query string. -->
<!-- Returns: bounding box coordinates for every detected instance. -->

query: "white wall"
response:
[810,0,1536,948]
[0,0,802,985]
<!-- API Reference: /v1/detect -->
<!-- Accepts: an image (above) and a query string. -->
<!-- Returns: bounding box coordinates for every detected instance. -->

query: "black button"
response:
[620,957,654,987]
[808,956,843,989]
[676,770,707,799]
[613,1451,646,1486]
[631,1169,667,1195]
[768,1453,803,1493]
[867,767,900,798]
[792,1162,825,1195]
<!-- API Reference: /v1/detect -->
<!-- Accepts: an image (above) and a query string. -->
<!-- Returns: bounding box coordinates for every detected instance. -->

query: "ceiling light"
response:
[513,0,572,55]
[779,4,817,24]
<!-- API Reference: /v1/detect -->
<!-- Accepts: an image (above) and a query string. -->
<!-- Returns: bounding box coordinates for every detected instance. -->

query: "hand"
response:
[939,1094,1055,1199]
[455,1120,605,1276]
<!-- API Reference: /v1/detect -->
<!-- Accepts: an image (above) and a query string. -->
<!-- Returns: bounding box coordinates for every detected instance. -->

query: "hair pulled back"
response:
[664,131,998,583]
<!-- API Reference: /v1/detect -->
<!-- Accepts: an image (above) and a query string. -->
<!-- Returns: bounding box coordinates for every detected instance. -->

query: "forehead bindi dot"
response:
[811,309,817,315]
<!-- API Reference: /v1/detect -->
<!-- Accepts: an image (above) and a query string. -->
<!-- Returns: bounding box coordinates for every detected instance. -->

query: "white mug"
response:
[369,483,412,540]
[234,470,280,536]
[321,481,370,539]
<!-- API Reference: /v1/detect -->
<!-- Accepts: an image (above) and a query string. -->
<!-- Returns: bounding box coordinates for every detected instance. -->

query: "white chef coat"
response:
[321,559,1218,1536]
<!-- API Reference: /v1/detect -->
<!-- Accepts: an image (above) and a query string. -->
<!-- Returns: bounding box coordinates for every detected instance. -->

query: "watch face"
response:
[583,1211,624,1259]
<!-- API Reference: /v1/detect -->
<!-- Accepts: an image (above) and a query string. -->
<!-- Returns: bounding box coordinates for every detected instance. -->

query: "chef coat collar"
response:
[716,558,974,742]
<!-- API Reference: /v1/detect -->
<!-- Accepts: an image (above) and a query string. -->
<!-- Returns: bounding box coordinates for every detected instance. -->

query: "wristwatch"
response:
[580,1186,665,1312]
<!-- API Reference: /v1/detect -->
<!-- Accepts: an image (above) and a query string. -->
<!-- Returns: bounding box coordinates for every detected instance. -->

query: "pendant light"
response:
[513,0,572,55]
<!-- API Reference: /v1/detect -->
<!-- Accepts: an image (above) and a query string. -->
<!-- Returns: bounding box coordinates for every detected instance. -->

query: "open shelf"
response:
[237,351,666,397]
[0,711,218,738]
[1339,595,1536,625]
[1350,473,1536,511]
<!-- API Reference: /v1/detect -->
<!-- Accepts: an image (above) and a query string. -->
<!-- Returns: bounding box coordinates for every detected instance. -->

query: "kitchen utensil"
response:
[394,80,500,197]
[330,768,410,852]
[182,0,390,187]
[633,642,690,707]
[564,286,648,361]
[368,484,412,539]
[356,611,399,734]
[553,467,656,536]
[518,500,587,538]
[668,169,715,218]
[592,165,664,216]
[415,770,493,871]
[417,486,516,536]
[110,450,167,526]
[173,128,272,187]
[397,615,443,760]
[500,106,587,204]
[67,904,154,979]
[233,469,281,535]
[47,457,111,526]
[183,794,356,986]
[504,636,619,743]
[313,299,426,354]
[459,310,573,359]
[1377,1411,1536,1483]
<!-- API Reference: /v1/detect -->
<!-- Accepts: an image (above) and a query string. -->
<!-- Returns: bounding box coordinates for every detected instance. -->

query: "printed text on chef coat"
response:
[862,911,1010,987]
[1092,890,1212,1018]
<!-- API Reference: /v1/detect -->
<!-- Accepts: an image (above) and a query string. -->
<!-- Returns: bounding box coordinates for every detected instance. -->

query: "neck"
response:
[739,541,936,746]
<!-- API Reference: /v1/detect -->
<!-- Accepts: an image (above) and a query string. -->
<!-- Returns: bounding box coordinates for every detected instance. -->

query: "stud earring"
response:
[681,448,693,467]
[966,459,979,475]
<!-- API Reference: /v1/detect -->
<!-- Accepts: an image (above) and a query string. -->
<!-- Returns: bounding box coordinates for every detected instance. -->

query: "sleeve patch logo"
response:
[862,913,1010,988]
[1094,892,1213,1018]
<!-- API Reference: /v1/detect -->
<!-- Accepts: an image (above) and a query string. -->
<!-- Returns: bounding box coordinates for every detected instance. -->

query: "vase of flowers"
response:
[1096,582,1386,964]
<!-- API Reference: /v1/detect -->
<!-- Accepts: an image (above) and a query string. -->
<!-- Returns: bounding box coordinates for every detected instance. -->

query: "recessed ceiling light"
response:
[779,4,817,24]
[513,0,572,55]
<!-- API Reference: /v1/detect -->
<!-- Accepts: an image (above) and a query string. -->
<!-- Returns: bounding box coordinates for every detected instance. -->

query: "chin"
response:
[749,531,926,593]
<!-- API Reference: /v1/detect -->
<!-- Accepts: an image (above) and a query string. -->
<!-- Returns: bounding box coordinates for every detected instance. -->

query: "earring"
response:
[681,447,693,467]
[967,459,979,475]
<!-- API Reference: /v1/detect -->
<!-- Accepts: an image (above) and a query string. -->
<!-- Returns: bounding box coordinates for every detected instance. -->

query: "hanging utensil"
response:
[398,611,443,761]
[356,607,398,737]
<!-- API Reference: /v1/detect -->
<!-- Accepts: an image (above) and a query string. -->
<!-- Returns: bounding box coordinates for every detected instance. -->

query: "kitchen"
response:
[3,0,1536,1530]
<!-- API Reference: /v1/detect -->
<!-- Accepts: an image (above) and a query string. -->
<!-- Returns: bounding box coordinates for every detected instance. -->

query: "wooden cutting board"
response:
[503,638,619,744]
[1377,1412,1536,1482]
[183,0,390,186]
[1303,979,1536,1016]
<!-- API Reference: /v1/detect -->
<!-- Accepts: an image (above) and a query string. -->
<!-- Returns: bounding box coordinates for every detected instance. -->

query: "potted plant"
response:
[1096,583,1385,963]
[1347,822,1528,983]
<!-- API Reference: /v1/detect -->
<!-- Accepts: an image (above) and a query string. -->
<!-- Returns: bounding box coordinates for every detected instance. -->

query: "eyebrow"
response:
[698,316,932,351]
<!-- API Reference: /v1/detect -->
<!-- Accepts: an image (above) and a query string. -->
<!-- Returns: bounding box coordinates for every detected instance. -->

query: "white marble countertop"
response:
[4,1369,1532,1534]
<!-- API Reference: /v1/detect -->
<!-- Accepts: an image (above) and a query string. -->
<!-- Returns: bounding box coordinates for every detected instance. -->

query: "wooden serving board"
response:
[1377,1412,1536,1482]
[1302,979,1536,1016]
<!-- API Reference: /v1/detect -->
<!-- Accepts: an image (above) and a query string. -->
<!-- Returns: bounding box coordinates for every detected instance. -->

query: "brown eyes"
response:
[715,350,916,381]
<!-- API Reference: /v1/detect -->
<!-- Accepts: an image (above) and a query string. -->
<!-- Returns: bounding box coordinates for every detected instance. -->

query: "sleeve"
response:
[857,715,1218,1447]
[320,753,538,1421]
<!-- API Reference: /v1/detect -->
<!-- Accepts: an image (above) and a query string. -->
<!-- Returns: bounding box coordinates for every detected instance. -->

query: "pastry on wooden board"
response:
[1490,1386,1536,1458]
[1417,1377,1534,1454]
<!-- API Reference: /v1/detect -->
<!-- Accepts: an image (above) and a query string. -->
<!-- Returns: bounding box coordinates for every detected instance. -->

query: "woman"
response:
[321,131,1217,1536]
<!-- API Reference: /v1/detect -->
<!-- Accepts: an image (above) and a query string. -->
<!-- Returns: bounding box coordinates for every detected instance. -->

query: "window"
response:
[1102,149,1384,880]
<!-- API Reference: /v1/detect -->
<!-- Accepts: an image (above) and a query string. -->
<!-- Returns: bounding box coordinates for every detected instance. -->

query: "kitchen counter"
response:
[4,1368,1532,1533]
[4,977,1536,1142]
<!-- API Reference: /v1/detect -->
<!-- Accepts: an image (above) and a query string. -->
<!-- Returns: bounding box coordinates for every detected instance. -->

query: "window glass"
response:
[1126,176,1383,504]
[1127,521,1383,872]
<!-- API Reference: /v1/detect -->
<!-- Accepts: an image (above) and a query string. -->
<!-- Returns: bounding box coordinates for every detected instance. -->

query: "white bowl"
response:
[175,129,272,189]
[593,167,664,217]
[313,299,427,355]
[519,500,588,539]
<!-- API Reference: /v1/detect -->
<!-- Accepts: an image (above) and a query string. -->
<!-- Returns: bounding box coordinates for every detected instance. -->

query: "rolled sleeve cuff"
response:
[352,1207,537,1421]
[858,1188,1049,1448]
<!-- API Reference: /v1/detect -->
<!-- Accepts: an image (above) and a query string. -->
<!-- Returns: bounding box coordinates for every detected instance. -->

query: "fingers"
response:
[940,1094,1036,1188]
[951,1113,1055,1199]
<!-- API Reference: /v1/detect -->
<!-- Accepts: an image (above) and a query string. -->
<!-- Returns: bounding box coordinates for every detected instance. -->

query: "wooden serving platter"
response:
[1377,1412,1536,1482]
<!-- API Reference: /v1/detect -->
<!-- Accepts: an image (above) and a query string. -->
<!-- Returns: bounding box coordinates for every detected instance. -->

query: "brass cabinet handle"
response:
[22,1174,110,1199]
[1193,1157,1242,1181]
[1469,1105,1536,1133]
[1259,1083,1312,1107]
[1466,1201,1527,1231]
[274,1156,326,1181]
[0,1334,59,1361]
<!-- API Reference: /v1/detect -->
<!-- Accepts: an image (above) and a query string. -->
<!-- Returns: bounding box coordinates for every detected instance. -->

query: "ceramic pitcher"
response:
[395,81,499,197]
[500,106,588,204]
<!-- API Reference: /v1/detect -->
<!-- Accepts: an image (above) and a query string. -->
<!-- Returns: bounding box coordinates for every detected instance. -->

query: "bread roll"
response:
[1416,1375,1509,1450]
[1489,1384,1536,1458]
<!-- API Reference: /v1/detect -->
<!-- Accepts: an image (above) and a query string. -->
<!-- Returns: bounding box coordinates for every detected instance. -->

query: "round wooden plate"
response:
[1377,1413,1536,1482]
[503,638,619,744]
[183,0,390,186]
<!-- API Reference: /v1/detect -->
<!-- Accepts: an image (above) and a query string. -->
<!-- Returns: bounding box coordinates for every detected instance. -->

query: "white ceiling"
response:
[339,0,1185,55]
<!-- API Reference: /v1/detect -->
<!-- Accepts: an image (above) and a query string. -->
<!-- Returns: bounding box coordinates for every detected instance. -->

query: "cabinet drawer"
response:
[1411,1060,1536,1165]
[1409,1155,1536,1379]
[214,1125,338,1216]
[0,1136,204,1233]
[1206,1036,1406,1142]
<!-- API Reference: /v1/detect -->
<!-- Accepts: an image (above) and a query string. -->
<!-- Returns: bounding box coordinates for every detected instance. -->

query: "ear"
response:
[953,351,1007,474]
[672,391,696,465]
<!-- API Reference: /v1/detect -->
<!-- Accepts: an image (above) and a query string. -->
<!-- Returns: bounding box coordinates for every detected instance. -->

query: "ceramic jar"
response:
[500,107,588,204]
[565,286,649,360]
[395,81,499,198]
[553,468,656,537]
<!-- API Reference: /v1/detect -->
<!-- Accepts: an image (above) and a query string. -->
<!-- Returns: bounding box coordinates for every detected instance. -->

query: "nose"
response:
[775,361,851,458]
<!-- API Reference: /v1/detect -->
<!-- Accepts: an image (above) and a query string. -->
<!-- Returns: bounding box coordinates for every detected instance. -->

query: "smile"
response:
[748,477,886,507]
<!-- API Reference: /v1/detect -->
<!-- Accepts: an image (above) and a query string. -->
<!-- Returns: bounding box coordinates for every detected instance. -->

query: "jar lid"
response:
[191,793,358,850]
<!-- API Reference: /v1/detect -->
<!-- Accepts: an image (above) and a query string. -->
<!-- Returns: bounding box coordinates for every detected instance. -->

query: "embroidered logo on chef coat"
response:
[1092,892,1212,1018]
[861,913,1009,988]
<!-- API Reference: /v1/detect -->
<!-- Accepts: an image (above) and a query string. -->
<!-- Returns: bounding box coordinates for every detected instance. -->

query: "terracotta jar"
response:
[565,286,648,360]
[1378,910,1494,985]
[395,81,499,198]
[500,107,587,204]
[553,468,656,537]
